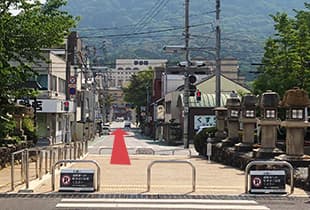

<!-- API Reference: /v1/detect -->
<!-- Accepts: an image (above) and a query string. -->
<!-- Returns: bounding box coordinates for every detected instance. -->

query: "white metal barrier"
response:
[245,160,294,195]
[147,160,196,192]
[10,141,88,191]
[51,159,101,191]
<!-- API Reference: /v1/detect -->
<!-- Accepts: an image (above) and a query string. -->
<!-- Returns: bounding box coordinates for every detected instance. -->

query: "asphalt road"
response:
[88,121,191,155]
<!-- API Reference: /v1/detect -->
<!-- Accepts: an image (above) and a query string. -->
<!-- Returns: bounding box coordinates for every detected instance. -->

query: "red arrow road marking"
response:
[110,129,131,165]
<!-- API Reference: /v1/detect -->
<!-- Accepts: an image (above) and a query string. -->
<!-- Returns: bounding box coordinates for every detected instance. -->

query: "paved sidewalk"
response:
[7,154,308,196]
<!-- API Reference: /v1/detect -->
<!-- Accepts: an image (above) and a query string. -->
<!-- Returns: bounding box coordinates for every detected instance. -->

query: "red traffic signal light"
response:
[196,90,201,101]
[64,101,69,111]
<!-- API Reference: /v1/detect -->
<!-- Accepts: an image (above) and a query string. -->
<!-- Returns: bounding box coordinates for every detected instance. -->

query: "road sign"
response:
[69,87,76,95]
[69,76,76,84]
[250,170,286,194]
[59,169,95,192]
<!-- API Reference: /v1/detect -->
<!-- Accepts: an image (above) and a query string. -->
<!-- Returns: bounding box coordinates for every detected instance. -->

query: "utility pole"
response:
[215,0,221,107]
[64,32,76,143]
[183,0,190,148]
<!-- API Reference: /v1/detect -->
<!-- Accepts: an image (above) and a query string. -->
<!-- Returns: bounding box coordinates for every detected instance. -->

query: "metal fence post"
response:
[49,149,53,173]
[25,149,29,189]
[69,144,72,160]
[45,150,48,174]
[39,150,43,179]
[74,142,77,160]
[35,149,39,178]
[21,150,25,183]
[11,153,15,191]
[64,145,67,166]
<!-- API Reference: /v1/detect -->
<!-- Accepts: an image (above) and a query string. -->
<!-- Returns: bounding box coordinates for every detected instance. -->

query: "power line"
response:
[80,22,212,39]
[119,0,169,44]
[75,10,216,33]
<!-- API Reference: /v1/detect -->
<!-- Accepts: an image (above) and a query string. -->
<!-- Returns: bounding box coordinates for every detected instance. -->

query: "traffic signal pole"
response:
[183,0,190,148]
[215,0,221,107]
[64,32,76,143]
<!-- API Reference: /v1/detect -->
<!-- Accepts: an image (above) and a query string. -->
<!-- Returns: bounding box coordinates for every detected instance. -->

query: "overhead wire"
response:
[75,10,216,33]
[80,22,213,39]
[117,0,168,43]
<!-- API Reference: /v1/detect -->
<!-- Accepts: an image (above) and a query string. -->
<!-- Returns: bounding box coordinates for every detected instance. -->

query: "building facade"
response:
[109,59,167,88]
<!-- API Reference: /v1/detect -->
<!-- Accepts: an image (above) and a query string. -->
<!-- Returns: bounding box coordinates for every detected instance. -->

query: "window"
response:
[134,60,139,65]
[50,75,57,91]
[58,78,66,94]
[139,61,143,65]
[58,120,62,131]
[37,75,48,89]
[133,67,139,71]
[125,67,131,70]
[117,67,123,70]
[291,109,304,120]
[165,101,171,114]
[266,109,276,119]
[245,110,255,118]
[143,60,149,65]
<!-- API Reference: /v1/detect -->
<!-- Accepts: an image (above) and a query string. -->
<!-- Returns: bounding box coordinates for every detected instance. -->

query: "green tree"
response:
[122,68,153,123]
[0,0,78,139]
[253,3,310,97]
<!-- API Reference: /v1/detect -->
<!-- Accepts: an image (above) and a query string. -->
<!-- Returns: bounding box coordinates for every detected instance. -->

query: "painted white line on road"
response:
[60,198,258,204]
[56,202,269,209]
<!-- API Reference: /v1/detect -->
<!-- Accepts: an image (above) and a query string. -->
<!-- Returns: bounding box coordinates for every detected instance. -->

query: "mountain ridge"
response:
[62,0,307,81]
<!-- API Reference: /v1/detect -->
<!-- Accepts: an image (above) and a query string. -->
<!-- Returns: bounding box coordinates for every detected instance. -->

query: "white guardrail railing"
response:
[10,141,88,191]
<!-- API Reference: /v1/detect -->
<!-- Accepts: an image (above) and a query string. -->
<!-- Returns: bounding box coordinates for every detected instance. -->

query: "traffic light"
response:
[189,75,197,96]
[64,101,69,112]
[189,75,197,83]
[196,90,201,101]
[189,84,197,96]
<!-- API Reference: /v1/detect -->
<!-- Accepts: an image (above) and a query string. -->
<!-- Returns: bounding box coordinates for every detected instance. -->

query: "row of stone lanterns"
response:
[211,87,310,169]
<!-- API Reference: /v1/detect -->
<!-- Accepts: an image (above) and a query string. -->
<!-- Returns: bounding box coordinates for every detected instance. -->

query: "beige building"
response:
[109,59,167,88]
[26,49,76,144]
[196,74,250,95]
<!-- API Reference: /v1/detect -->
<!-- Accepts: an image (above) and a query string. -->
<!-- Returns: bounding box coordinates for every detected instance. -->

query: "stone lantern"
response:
[214,107,227,141]
[221,96,241,146]
[235,94,257,152]
[276,87,310,165]
[254,90,283,158]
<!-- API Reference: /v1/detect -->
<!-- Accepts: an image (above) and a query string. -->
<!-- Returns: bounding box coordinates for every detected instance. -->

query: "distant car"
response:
[116,117,124,122]
[124,121,131,129]
[101,126,111,135]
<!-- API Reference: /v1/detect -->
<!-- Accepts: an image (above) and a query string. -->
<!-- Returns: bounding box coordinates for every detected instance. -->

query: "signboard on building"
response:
[18,99,74,113]
[157,105,165,120]
[59,168,95,192]
[250,170,286,194]
[194,115,216,130]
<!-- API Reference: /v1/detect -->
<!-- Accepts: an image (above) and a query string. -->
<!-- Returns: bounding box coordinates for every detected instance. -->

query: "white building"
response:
[109,59,167,88]
[23,49,76,144]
